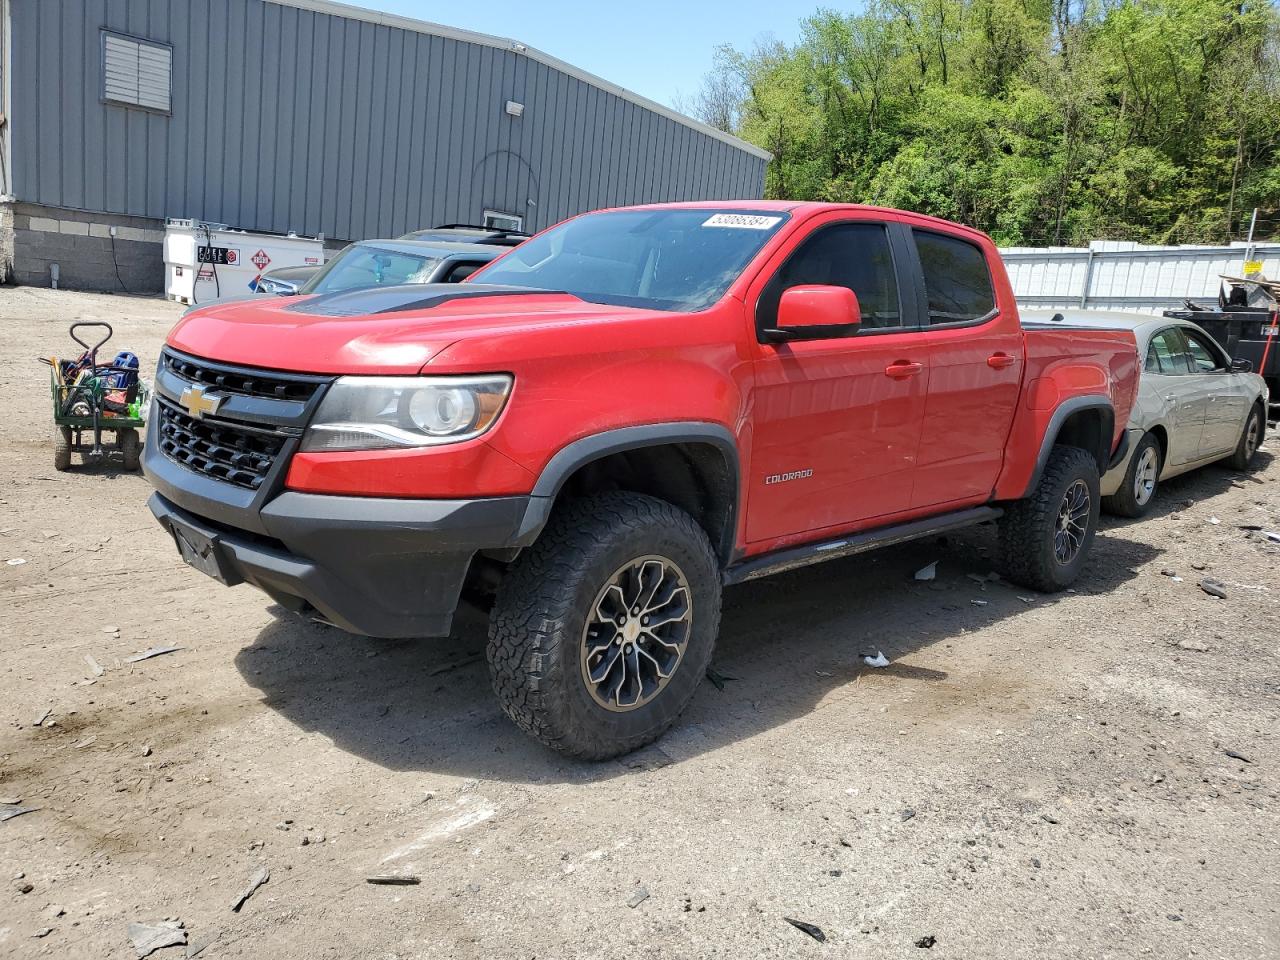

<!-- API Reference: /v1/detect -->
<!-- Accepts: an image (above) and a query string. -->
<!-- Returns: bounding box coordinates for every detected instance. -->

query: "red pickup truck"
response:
[144,202,1138,758]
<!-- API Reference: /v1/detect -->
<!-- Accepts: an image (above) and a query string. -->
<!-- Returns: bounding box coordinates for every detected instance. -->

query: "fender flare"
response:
[1021,395,1115,497]
[512,422,741,558]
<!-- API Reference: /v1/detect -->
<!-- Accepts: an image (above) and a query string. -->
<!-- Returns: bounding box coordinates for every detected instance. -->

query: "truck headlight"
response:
[301,375,512,451]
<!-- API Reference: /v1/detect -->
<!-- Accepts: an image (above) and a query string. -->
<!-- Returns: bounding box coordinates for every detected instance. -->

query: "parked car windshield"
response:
[300,245,441,295]
[475,209,790,312]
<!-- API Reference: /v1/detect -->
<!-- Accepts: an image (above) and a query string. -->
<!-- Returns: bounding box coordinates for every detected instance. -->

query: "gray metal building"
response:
[0,0,768,291]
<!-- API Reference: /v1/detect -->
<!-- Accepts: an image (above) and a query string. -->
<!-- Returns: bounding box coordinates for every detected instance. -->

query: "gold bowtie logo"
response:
[179,385,225,419]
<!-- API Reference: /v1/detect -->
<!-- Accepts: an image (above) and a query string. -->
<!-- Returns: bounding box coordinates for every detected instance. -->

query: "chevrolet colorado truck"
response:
[144,201,1138,759]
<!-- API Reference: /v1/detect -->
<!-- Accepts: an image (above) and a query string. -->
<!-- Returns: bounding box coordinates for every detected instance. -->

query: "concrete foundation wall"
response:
[4,203,164,292]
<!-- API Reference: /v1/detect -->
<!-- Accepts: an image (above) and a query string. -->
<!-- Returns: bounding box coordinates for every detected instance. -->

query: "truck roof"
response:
[598,199,993,243]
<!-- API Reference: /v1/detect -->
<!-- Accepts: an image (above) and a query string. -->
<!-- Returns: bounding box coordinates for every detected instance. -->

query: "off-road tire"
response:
[1227,404,1263,471]
[119,428,142,471]
[1103,432,1161,518]
[53,425,73,472]
[487,492,721,760]
[998,445,1100,592]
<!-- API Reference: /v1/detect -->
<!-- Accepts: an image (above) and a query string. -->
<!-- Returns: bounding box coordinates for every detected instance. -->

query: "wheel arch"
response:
[513,423,741,565]
[1022,395,1115,497]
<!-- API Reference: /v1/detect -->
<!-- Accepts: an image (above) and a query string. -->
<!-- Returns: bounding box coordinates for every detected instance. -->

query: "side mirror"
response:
[1232,357,1254,373]
[764,285,861,342]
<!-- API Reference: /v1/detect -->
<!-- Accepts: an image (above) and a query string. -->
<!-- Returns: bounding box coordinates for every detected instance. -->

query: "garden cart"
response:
[41,322,150,472]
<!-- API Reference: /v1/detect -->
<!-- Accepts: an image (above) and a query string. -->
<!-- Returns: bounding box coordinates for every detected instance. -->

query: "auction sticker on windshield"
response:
[702,213,783,229]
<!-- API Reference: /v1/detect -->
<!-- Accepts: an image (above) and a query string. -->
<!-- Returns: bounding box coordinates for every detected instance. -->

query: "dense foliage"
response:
[680,0,1280,245]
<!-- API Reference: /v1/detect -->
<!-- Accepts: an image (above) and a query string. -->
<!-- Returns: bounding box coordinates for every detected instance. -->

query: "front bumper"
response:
[143,347,534,637]
[147,486,530,637]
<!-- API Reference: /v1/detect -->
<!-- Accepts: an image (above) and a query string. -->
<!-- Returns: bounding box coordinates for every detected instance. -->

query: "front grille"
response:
[156,399,286,490]
[163,351,323,403]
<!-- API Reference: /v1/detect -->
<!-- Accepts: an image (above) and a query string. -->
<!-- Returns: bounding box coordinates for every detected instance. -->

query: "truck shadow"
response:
[235,516,1162,784]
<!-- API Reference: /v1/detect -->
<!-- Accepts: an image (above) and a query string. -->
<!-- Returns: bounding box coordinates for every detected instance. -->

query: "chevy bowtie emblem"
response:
[179,384,225,419]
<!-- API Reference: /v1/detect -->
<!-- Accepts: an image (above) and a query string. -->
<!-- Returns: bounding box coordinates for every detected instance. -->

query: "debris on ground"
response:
[124,646,182,664]
[860,651,890,668]
[1040,813,1060,824]
[783,917,827,943]
[5,557,27,565]
[1224,749,1253,764]
[1177,639,1211,652]
[971,598,989,606]
[85,654,105,677]
[1,804,39,822]
[916,935,938,948]
[705,666,740,691]
[1207,516,1221,525]
[366,875,421,885]
[230,864,269,912]
[901,808,917,822]
[914,562,937,581]
[627,886,650,908]
[1199,579,1228,599]
[185,931,219,959]
[33,927,52,938]
[127,920,186,958]
[33,706,52,726]
[102,625,120,634]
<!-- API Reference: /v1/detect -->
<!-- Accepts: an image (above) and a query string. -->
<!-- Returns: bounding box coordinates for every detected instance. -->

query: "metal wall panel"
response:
[1001,242,1280,313]
[10,0,767,239]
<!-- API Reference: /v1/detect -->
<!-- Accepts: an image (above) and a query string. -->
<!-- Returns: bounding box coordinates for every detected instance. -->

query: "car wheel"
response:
[998,445,1101,592]
[487,492,721,759]
[1103,432,1161,518]
[53,425,73,471]
[1227,404,1264,471]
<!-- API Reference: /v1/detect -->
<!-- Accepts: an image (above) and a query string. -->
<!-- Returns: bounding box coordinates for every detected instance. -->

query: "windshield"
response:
[475,209,789,312]
[301,245,441,295]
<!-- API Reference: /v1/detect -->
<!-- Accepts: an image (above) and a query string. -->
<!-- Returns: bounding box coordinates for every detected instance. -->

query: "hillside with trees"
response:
[678,0,1280,245]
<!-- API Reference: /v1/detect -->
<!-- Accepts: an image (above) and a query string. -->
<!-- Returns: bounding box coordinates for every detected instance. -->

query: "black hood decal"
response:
[284,283,568,318]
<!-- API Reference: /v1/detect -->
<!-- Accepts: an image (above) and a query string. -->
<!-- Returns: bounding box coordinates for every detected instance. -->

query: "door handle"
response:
[884,360,923,378]
[987,353,1017,369]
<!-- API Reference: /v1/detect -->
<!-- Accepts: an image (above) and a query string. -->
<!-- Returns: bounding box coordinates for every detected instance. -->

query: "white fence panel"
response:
[999,241,1280,313]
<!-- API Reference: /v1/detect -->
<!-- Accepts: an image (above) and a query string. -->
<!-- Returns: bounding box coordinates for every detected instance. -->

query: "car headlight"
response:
[301,375,512,451]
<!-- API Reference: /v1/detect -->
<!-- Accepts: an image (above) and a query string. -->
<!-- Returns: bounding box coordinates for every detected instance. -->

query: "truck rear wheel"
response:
[998,445,1100,592]
[487,492,721,759]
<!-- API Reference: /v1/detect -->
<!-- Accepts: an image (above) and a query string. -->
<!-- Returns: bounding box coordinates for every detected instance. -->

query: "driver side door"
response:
[1182,325,1250,458]
[745,217,929,545]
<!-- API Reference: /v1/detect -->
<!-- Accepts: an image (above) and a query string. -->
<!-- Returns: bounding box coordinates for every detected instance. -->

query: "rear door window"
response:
[913,230,996,324]
[1147,328,1193,374]
[756,222,902,332]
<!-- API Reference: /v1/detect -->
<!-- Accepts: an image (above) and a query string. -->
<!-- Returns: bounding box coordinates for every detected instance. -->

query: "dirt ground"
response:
[0,286,1277,960]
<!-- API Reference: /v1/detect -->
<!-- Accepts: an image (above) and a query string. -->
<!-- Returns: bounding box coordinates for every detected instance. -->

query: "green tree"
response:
[678,0,1280,244]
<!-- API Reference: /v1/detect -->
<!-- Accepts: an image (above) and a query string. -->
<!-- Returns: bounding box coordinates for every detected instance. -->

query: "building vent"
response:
[102,31,171,113]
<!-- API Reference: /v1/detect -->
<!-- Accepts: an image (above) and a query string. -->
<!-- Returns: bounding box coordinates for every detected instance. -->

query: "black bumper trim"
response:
[148,490,531,638]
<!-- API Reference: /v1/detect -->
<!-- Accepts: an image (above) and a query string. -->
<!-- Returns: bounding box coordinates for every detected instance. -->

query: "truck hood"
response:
[166,284,673,374]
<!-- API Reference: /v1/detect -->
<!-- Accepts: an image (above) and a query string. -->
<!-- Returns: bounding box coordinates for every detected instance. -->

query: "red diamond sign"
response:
[251,249,271,270]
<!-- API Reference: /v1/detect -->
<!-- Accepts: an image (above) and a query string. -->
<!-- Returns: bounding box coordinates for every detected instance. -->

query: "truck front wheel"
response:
[999,445,1101,592]
[487,492,721,759]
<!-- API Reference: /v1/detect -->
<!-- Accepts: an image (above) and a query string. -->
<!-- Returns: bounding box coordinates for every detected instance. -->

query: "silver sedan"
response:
[1022,310,1268,517]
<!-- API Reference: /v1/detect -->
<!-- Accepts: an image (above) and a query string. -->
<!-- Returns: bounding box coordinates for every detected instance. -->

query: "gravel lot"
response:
[1,287,1278,959]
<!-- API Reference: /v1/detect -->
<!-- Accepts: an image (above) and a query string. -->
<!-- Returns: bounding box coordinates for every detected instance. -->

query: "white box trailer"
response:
[163,219,326,305]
